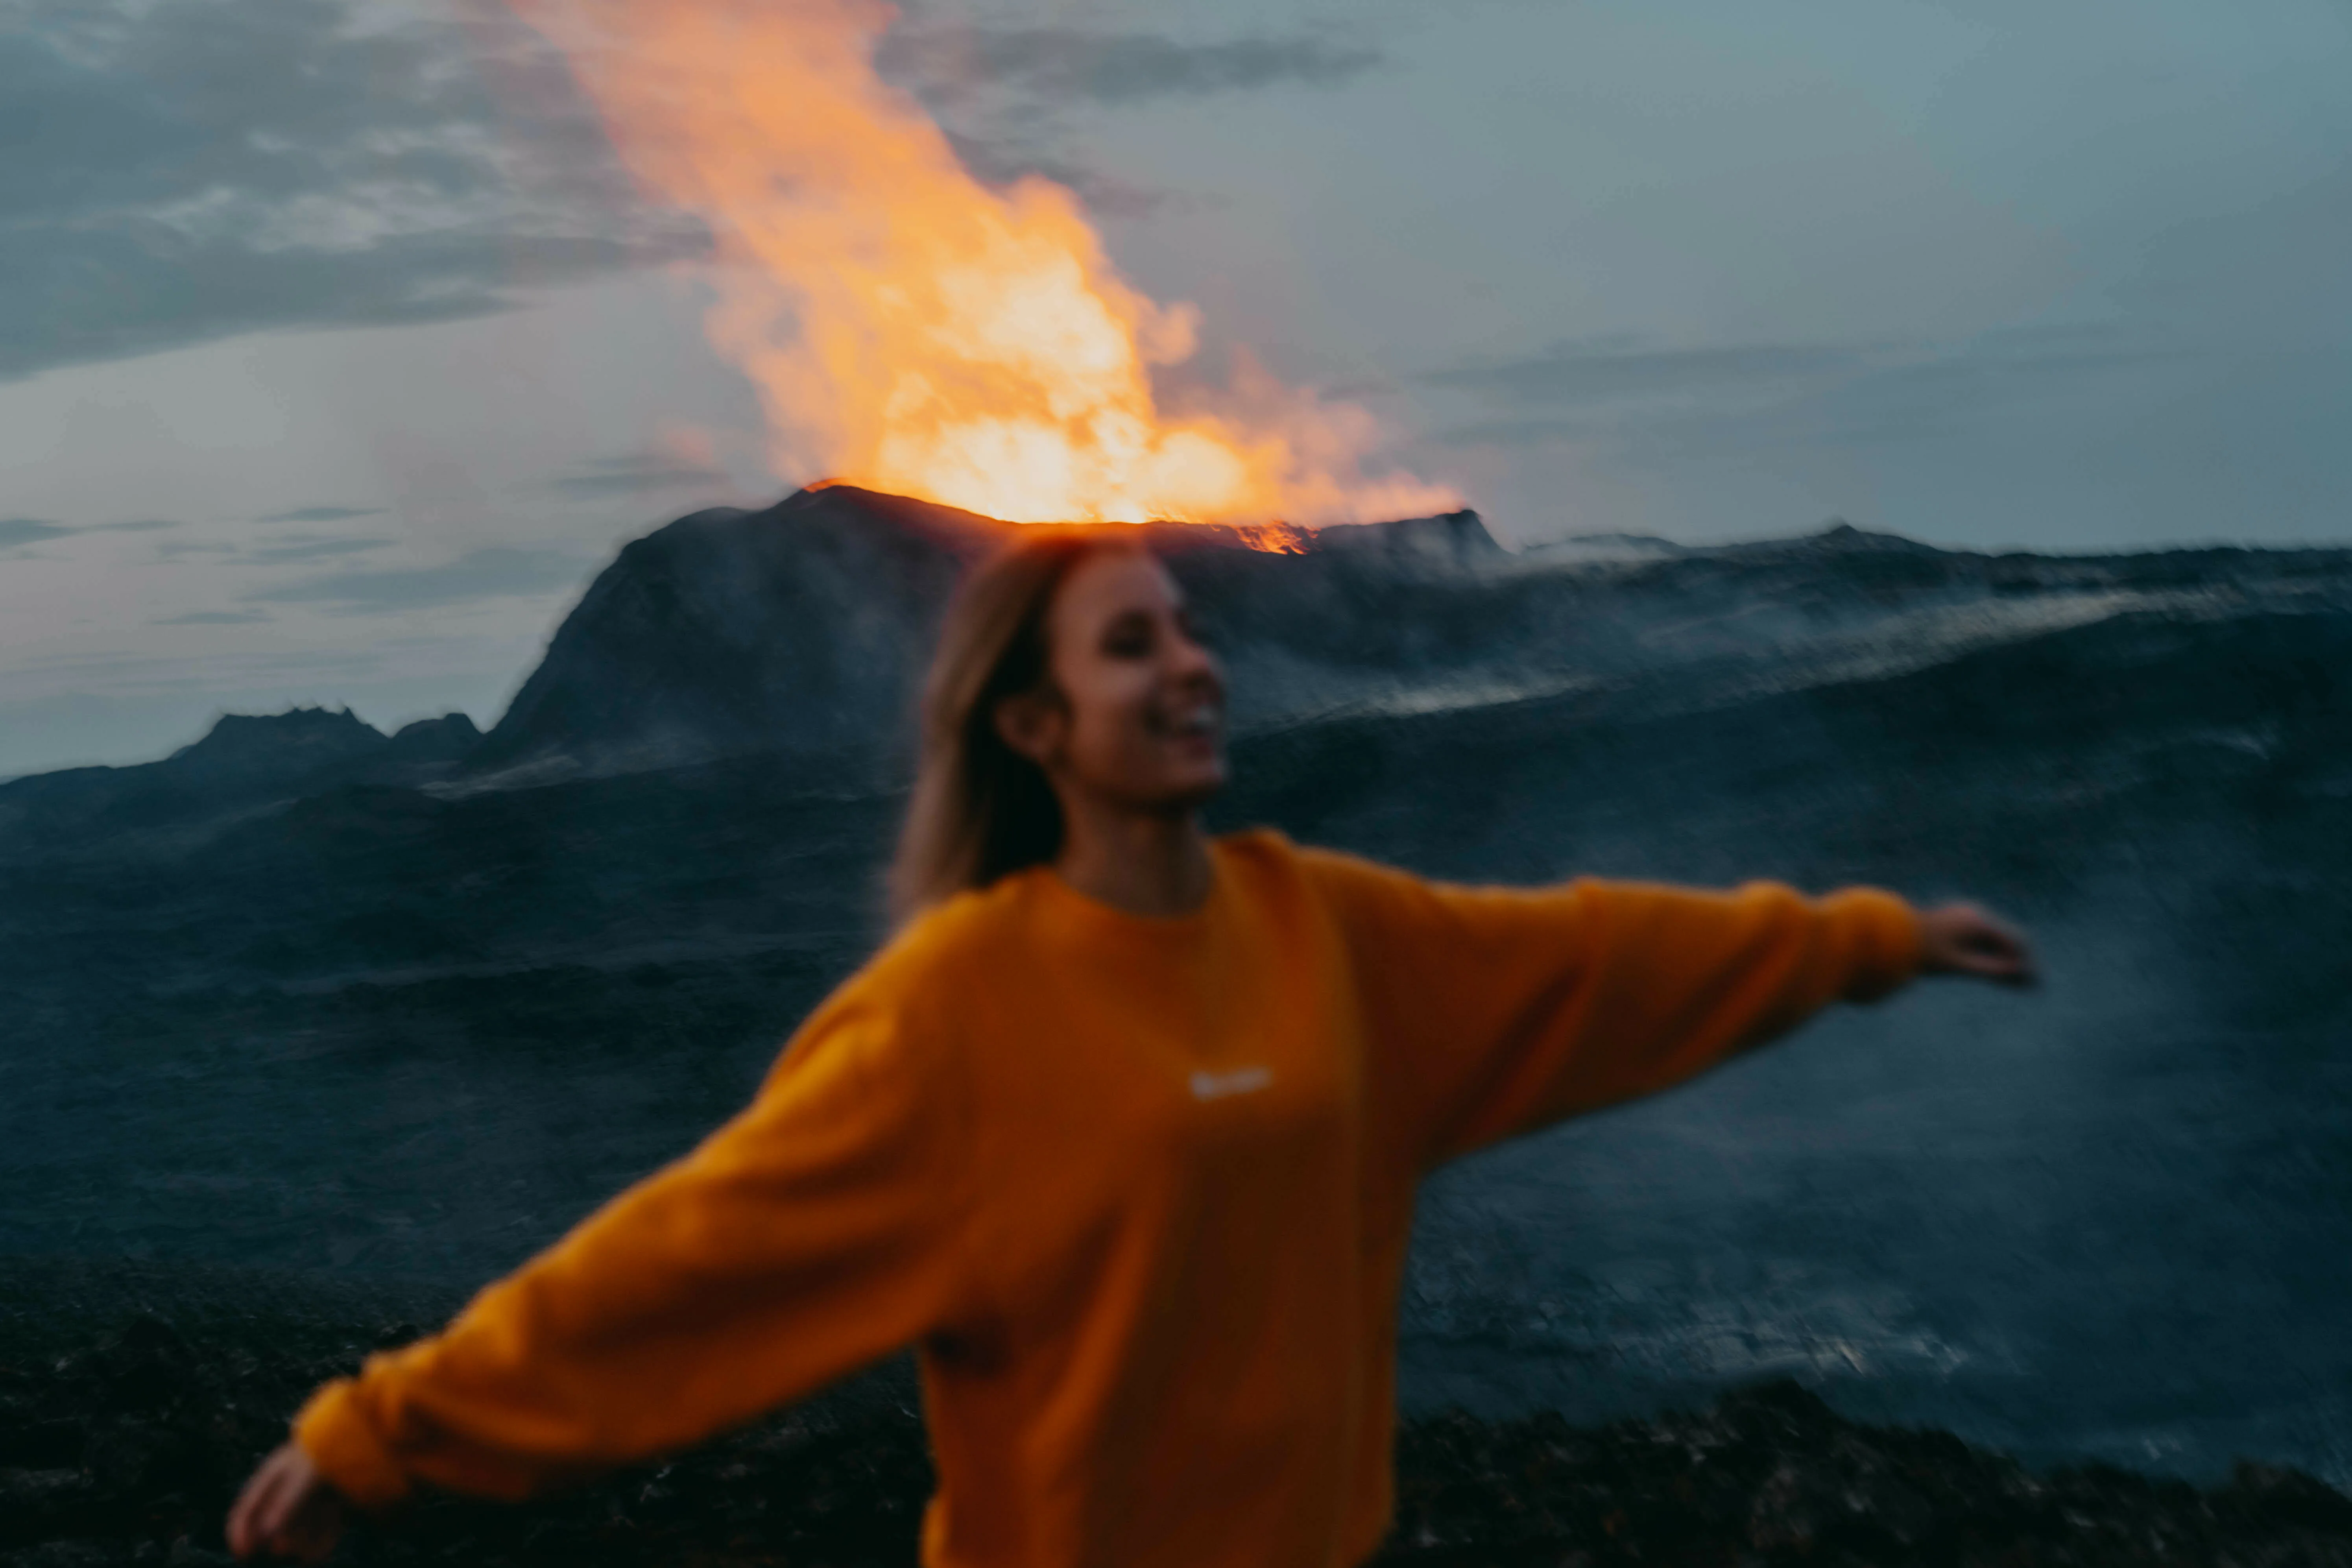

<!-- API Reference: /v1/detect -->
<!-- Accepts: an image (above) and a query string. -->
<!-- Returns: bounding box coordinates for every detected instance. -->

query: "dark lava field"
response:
[5,485,2351,1561]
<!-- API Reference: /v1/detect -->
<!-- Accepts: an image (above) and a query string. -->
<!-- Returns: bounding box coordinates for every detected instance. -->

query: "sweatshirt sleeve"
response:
[1297,847,1922,1169]
[291,983,975,1510]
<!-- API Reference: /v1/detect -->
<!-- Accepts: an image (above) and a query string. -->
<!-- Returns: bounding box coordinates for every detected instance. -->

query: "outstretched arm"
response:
[1302,848,2031,1169]
[231,986,975,1558]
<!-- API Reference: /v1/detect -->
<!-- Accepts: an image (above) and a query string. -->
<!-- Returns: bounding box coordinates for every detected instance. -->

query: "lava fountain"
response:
[501,0,1460,528]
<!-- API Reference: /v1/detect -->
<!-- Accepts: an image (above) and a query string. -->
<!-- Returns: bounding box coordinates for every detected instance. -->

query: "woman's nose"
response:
[1167,623,1217,679]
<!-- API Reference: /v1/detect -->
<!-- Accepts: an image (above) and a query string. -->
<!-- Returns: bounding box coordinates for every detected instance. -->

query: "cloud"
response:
[0,0,701,382]
[1426,325,2195,451]
[880,26,1383,108]
[153,609,269,625]
[234,535,397,566]
[0,5,1367,384]
[1778,338,2187,449]
[1426,340,1870,405]
[243,546,586,613]
[1432,415,1601,450]
[878,24,1381,215]
[256,506,387,524]
[0,515,177,545]
[552,453,730,499]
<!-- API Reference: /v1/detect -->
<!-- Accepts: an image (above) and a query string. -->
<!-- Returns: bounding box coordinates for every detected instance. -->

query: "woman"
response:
[230,534,2034,1566]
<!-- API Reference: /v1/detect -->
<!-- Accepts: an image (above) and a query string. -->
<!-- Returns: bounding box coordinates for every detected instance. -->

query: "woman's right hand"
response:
[1917,902,2037,987]
[227,1441,348,1562]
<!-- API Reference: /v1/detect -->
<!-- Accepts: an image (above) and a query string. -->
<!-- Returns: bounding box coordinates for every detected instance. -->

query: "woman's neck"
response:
[1052,803,1215,918]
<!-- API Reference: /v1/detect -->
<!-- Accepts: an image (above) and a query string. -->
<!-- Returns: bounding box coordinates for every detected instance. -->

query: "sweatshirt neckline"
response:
[1028,844,1229,938]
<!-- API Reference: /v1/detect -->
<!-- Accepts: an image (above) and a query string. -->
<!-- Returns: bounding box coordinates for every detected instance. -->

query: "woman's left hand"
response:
[1917,903,2036,987]
[226,1441,348,1562]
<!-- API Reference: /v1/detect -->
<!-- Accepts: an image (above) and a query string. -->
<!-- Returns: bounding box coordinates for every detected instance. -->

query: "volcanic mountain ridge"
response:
[12,481,2352,856]
[428,484,2352,786]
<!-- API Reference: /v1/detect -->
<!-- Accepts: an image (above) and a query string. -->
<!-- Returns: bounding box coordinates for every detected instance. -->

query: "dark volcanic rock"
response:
[382,715,481,766]
[1377,1379,2352,1564]
[2,1313,2347,1567]
[0,709,479,864]
[1308,508,1506,571]
[20,491,2352,813]
[467,488,1010,782]
[0,1306,936,1568]
[164,710,388,787]
[456,486,2352,788]
[462,486,1514,782]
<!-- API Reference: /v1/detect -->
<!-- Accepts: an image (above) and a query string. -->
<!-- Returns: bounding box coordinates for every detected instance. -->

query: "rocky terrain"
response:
[5,485,2352,1558]
[5,1300,2350,1567]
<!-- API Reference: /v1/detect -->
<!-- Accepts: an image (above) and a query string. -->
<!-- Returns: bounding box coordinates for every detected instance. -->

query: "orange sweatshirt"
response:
[294,830,1921,1568]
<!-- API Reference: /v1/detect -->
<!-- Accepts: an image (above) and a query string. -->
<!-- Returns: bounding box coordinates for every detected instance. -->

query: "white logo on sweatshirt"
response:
[1190,1066,1272,1101]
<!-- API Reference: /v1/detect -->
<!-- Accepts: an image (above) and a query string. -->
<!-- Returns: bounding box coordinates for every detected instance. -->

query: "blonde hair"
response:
[887,532,1143,924]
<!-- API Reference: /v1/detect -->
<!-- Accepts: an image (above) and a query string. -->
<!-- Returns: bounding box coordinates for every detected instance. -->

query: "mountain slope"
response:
[0,707,477,858]
[469,489,1008,779]
[462,485,2352,786]
[465,486,1514,781]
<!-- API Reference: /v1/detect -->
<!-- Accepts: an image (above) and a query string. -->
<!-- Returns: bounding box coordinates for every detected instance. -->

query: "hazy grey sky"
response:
[4,0,2348,777]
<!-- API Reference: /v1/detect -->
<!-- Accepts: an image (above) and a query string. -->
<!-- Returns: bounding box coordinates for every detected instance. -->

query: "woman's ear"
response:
[993,689,1065,768]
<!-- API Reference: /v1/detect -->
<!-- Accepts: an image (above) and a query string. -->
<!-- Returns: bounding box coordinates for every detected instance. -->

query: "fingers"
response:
[1959,943,2036,986]
[226,1468,256,1554]
[231,1453,296,1560]
[1966,912,2037,986]
[1921,904,2038,987]
[228,1443,347,1562]
[228,1448,297,1558]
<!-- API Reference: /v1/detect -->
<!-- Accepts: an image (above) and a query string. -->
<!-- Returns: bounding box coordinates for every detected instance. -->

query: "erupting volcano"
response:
[503,0,1458,530]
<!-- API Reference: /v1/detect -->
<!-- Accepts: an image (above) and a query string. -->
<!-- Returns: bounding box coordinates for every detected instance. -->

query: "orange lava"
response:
[503,0,1459,532]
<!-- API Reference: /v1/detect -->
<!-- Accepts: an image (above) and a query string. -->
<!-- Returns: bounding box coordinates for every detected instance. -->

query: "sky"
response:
[3,0,2348,778]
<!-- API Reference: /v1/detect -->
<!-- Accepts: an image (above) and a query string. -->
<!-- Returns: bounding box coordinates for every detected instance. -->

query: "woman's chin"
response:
[1152,758,1228,811]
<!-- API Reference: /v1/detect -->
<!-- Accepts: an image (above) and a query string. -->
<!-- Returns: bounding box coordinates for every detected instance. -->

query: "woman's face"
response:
[1014,548,1227,811]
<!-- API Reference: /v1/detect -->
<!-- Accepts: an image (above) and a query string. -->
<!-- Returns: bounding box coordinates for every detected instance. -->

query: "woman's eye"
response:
[1101,615,1154,657]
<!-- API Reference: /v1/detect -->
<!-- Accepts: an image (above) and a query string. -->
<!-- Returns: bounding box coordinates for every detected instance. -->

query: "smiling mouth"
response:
[1148,698,1223,740]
